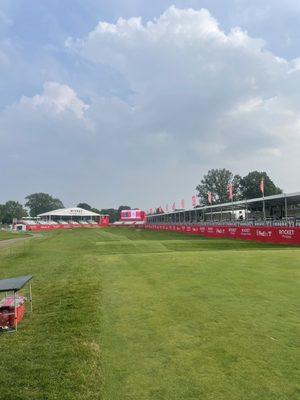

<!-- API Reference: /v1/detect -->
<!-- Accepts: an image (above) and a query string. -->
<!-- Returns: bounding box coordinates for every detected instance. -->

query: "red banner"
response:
[260,177,265,195]
[207,192,212,204]
[145,224,300,246]
[192,195,197,207]
[227,184,233,201]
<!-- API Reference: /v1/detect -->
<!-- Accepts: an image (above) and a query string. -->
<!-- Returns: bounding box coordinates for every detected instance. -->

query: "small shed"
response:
[0,276,33,332]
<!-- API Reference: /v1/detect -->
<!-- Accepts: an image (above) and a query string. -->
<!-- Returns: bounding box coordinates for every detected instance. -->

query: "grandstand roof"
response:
[38,207,101,217]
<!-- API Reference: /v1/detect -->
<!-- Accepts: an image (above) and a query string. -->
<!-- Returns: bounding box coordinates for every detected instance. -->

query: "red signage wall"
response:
[145,224,300,246]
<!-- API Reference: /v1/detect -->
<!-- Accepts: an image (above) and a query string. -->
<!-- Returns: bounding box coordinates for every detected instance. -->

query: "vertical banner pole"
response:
[285,196,288,222]
[260,177,266,221]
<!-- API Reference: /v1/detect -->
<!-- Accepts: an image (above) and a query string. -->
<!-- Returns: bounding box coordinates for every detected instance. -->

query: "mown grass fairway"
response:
[0,228,299,400]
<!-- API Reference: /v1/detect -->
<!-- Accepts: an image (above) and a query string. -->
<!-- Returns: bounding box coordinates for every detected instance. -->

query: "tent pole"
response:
[14,291,17,332]
[29,282,33,313]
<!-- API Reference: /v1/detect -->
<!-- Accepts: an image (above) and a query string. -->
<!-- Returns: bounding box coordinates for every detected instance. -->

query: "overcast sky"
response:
[1,1,300,209]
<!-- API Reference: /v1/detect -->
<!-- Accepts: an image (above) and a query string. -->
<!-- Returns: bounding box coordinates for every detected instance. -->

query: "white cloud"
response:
[68,6,300,159]
[20,82,89,119]
[0,10,12,26]
[0,49,9,66]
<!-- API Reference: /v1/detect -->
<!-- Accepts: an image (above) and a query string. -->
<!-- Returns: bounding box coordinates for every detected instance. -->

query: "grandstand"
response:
[146,192,300,245]
[15,207,109,231]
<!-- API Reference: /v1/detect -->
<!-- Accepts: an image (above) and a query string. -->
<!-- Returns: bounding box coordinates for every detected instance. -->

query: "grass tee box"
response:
[0,275,33,332]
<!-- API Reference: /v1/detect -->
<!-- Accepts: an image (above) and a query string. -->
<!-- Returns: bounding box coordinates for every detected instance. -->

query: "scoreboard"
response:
[120,210,145,221]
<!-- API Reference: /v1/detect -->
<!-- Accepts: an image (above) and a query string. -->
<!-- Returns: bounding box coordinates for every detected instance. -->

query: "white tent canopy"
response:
[38,207,100,217]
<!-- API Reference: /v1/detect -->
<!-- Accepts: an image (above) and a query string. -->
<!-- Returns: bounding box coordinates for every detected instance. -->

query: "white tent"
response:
[38,207,100,219]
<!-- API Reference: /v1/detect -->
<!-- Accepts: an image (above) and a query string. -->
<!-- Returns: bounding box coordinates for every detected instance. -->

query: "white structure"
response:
[38,207,101,223]
[12,207,109,231]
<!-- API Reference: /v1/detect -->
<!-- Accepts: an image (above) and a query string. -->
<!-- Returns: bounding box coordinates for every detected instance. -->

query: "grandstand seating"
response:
[21,220,38,225]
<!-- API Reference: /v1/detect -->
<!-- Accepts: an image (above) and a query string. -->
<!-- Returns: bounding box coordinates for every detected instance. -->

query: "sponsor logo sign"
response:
[256,229,273,238]
[278,229,295,239]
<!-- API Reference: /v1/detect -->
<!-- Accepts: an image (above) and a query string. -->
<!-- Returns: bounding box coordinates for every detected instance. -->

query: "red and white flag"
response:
[172,202,176,211]
[180,199,185,209]
[207,191,213,205]
[260,177,265,196]
[192,195,197,207]
[227,183,233,201]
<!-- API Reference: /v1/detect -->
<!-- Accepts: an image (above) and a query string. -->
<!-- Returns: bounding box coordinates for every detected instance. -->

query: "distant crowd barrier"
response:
[24,223,104,231]
[145,224,300,245]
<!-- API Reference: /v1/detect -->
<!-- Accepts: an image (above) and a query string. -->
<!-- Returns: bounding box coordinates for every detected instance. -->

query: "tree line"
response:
[152,169,282,213]
[0,169,282,223]
[195,169,282,206]
[76,203,131,223]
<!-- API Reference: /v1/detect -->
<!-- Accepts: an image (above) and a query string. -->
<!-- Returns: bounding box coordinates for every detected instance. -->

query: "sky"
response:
[0,0,300,210]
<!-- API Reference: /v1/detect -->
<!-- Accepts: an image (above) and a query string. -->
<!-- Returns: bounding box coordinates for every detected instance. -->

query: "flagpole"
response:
[227,183,234,222]
[261,177,266,221]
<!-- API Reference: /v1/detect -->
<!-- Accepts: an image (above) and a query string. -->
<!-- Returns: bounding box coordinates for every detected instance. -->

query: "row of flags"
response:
[148,178,265,214]
[208,178,265,204]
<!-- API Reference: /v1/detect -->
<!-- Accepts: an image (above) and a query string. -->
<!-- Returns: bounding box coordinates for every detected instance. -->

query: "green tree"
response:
[100,208,119,223]
[25,193,64,217]
[90,207,100,214]
[0,204,4,223]
[240,171,282,199]
[99,206,132,223]
[0,201,27,224]
[77,203,92,211]
[196,169,241,205]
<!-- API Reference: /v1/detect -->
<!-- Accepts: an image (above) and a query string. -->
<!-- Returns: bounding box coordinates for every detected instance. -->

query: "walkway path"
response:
[0,234,42,250]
